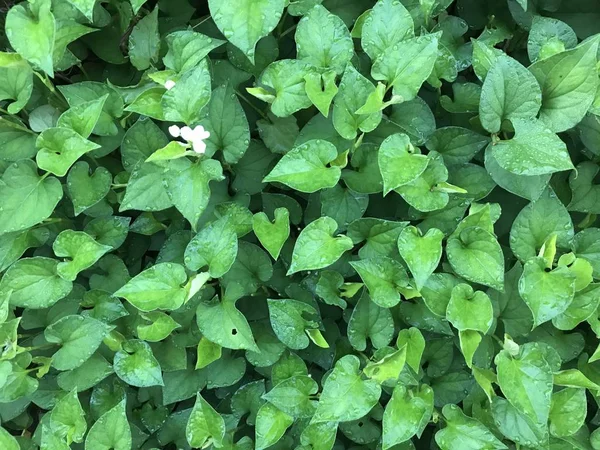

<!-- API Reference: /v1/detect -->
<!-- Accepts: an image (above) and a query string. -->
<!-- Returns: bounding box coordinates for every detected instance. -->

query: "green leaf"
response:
[304,71,338,118]
[382,384,433,448]
[65,0,96,21]
[0,160,62,235]
[56,353,113,392]
[209,0,285,63]
[184,216,238,277]
[121,118,168,171]
[371,33,439,101]
[0,52,33,114]
[350,256,408,308]
[573,228,600,278]
[295,5,353,74]
[446,226,505,291]
[124,87,165,120]
[202,83,250,164]
[114,339,163,387]
[495,342,553,425]
[36,127,101,177]
[363,346,407,384]
[114,263,189,312]
[164,158,224,229]
[262,375,318,418]
[253,208,290,260]
[488,119,573,176]
[510,188,573,262]
[258,115,299,154]
[263,139,341,192]
[121,159,173,212]
[446,284,494,333]
[196,296,259,352]
[53,230,112,281]
[50,389,87,444]
[479,55,541,133]
[221,241,273,299]
[396,327,426,371]
[255,403,294,450]
[58,82,123,137]
[186,392,225,448]
[435,404,507,450]
[519,256,575,327]
[163,30,225,74]
[425,126,489,167]
[361,0,414,61]
[0,117,37,161]
[5,0,55,76]
[288,217,353,274]
[67,162,112,216]
[313,355,382,423]
[398,226,443,290]
[0,426,19,450]
[1,257,72,309]
[348,291,394,351]
[553,284,600,330]
[459,329,482,369]
[347,218,407,259]
[484,148,551,201]
[267,298,320,350]
[491,396,548,447]
[320,184,369,231]
[45,315,113,371]
[128,7,160,71]
[529,37,599,132]
[162,60,211,125]
[378,133,429,194]
[333,65,382,140]
[0,227,48,272]
[568,161,600,214]
[549,388,586,438]
[84,399,131,450]
[136,311,180,342]
[253,59,314,117]
[0,356,39,402]
[527,16,577,63]
[395,152,451,212]
[57,96,107,139]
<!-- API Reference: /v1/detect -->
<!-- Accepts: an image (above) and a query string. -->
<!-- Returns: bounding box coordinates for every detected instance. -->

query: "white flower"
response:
[168,124,210,154]
[164,79,176,90]
[193,125,210,140]
[180,126,195,142]
[192,139,207,154]
[190,125,211,154]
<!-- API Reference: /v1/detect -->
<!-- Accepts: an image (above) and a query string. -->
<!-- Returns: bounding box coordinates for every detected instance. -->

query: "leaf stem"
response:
[192,15,212,30]
[34,72,68,108]
[0,116,36,135]
[276,10,289,37]
[279,24,297,39]
[235,89,269,120]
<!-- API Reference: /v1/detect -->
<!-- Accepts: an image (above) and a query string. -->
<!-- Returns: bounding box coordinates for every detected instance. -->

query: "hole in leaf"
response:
[358,421,364,427]
[544,267,551,273]
[231,328,238,335]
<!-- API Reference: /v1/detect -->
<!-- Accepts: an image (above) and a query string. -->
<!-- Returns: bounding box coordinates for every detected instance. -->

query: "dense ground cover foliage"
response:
[1,0,600,448]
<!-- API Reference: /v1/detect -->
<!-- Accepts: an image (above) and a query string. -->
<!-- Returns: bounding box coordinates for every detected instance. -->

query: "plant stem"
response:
[235,89,269,120]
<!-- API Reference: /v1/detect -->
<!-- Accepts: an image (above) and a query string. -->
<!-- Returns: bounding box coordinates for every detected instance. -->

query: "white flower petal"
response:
[198,130,211,140]
[165,80,176,90]
[180,126,194,141]
[168,125,181,138]
[192,139,207,154]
